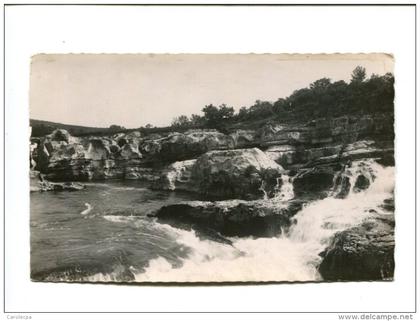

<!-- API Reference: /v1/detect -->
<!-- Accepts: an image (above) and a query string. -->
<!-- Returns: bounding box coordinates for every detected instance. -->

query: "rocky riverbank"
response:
[30,112,395,281]
[319,208,395,281]
[30,113,393,182]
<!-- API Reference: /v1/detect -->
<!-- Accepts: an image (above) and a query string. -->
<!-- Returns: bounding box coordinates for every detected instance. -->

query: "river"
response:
[30,159,394,283]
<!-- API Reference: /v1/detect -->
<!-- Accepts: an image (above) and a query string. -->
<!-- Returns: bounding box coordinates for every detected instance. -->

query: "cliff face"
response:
[30,113,393,186]
[30,112,395,281]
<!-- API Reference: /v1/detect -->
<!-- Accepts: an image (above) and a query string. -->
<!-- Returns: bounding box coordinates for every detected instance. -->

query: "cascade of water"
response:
[329,165,346,197]
[329,160,377,198]
[273,174,295,202]
[98,159,394,283]
[288,159,393,254]
[259,180,269,200]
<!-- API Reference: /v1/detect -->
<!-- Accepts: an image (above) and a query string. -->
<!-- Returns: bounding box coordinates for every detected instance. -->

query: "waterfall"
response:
[258,173,294,202]
[330,160,377,198]
[259,180,269,200]
[273,174,295,202]
[110,159,394,283]
[329,166,347,197]
[288,160,393,264]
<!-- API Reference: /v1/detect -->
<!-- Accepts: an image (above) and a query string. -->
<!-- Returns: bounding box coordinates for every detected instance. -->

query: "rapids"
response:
[30,159,394,283]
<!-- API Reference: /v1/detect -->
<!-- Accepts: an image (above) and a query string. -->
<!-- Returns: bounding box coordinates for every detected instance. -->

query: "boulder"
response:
[109,144,120,154]
[33,130,84,173]
[30,170,85,192]
[140,139,162,156]
[353,174,370,192]
[86,139,111,160]
[122,131,143,147]
[318,215,395,281]
[229,130,257,148]
[48,181,86,192]
[151,199,304,237]
[33,137,53,172]
[153,159,196,191]
[30,141,38,169]
[48,142,86,163]
[30,170,44,192]
[138,130,234,163]
[159,130,234,162]
[126,131,142,139]
[119,143,142,160]
[191,148,284,200]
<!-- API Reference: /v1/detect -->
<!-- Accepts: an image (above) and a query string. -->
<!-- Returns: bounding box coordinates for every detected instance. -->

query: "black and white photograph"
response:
[4,3,417,316]
[29,53,395,283]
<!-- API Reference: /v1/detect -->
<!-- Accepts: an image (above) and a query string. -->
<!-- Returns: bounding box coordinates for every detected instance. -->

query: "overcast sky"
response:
[30,54,394,128]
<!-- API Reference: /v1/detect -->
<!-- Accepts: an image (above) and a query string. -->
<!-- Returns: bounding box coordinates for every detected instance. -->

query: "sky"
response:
[30,54,394,128]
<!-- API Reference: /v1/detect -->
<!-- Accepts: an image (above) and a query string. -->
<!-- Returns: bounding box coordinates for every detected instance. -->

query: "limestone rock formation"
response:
[265,145,298,167]
[49,129,72,144]
[140,129,235,163]
[153,159,197,191]
[30,170,85,192]
[292,166,337,199]
[229,129,257,148]
[30,112,394,184]
[318,214,395,281]
[151,199,304,237]
[154,148,285,200]
[191,148,284,200]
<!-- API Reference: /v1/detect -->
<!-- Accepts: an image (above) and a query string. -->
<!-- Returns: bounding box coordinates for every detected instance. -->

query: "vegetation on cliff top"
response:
[31,66,394,137]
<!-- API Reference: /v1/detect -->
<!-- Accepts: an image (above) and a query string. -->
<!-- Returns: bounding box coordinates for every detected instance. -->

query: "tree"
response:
[190,114,204,127]
[351,66,367,83]
[218,104,235,120]
[109,124,125,132]
[310,78,332,90]
[202,104,234,126]
[247,100,274,119]
[144,124,153,129]
[171,115,190,128]
[237,106,249,119]
[273,98,287,116]
[202,104,219,124]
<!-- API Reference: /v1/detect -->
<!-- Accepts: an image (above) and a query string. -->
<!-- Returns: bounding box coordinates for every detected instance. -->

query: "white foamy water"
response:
[134,225,318,282]
[260,173,294,202]
[132,160,394,282]
[274,174,295,202]
[286,160,394,273]
[102,215,136,223]
[80,203,93,215]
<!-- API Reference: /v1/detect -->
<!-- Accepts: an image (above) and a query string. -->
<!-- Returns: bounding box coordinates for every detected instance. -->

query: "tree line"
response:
[170,66,394,131]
